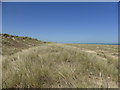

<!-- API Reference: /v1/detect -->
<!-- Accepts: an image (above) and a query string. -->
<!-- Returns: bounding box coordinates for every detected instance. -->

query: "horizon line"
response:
[1,33,118,44]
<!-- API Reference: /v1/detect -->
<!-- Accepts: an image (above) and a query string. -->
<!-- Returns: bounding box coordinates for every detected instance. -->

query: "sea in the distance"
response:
[56,42,119,45]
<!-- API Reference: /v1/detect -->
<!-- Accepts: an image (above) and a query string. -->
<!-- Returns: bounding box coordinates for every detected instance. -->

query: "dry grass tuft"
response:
[2,43,118,88]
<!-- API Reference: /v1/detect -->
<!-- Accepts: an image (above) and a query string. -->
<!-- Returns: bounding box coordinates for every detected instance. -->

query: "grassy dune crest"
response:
[2,43,118,88]
[1,33,49,55]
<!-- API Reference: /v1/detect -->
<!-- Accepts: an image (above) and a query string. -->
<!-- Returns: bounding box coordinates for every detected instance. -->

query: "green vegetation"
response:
[2,34,118,88]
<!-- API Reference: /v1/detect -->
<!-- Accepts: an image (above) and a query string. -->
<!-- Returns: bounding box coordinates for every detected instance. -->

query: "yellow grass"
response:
[2,43,118,88]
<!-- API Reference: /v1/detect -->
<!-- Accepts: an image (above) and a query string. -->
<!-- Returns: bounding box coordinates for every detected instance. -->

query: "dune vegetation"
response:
[2,34,119,88]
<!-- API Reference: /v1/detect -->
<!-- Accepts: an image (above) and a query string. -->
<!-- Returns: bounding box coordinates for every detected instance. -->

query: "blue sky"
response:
[2,2,118,43]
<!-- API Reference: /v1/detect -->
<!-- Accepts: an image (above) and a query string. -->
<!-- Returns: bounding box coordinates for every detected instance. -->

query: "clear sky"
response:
[2,2,118,43]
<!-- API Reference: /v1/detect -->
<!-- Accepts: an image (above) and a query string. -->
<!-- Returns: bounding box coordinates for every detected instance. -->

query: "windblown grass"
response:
[2,43,118,88]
